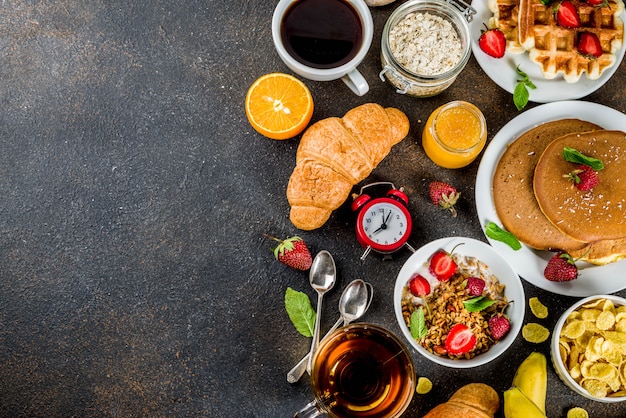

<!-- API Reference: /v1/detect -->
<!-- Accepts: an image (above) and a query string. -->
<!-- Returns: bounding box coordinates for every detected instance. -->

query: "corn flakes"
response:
[558,298,626,399]
[416,376,433,394]
[566,407,588,418]
[529,297,548,319]
[522,323,550,343]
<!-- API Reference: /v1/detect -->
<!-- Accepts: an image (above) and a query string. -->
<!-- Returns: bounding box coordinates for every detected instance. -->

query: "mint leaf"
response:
[562,147,604,170]
[410,308,428,340]
[463,296,496,312]
[513,66,536,111]
[285,287,316,337]
[485,221,522,250]
[513,82,529,111]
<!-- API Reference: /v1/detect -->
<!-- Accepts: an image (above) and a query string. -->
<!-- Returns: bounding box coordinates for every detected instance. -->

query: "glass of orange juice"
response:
[422,101,487,169]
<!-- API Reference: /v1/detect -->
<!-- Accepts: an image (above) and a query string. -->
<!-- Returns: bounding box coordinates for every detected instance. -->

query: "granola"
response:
[401,253,508,359]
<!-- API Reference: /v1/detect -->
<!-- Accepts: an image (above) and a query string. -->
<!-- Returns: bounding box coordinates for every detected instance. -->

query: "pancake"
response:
[569,238,626,265]
[534,130,626,242]
[492,119,600,252]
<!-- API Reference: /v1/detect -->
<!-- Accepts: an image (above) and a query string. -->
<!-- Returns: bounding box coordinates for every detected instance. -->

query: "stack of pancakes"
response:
[488,0,625,82]
[493,120,626,265]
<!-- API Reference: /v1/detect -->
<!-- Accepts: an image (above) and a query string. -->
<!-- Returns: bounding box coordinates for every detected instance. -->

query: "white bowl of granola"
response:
[394,237,525,368]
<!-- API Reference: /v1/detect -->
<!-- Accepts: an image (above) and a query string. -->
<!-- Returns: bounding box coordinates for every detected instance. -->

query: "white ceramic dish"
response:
[476,101,626,296]
[469,0,626,102]
[551,294,626,403]
[394,237,525,368]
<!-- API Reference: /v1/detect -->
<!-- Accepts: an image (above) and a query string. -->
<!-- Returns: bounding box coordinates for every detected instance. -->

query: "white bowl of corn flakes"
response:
[551,295,626,402]
[394,237,525,368]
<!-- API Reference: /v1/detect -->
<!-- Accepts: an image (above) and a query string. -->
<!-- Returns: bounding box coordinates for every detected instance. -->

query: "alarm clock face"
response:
[357,198,411,252]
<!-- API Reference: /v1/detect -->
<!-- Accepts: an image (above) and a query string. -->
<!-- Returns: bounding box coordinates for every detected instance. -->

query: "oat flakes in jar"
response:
[380,0,475,97]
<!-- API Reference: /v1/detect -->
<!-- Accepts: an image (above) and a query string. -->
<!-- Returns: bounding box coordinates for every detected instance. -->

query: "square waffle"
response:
[488,0,525,53]
[518,0,624,82]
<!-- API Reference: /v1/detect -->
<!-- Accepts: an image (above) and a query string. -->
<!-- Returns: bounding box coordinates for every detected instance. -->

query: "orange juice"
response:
[422,101,487,169]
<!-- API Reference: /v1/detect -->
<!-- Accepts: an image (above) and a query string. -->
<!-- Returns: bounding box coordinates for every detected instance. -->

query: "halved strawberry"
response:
[585,0,608,6]
[578,32,603,58]
[555,1,580,28]
[478,27,506,58]
[409,274,431,297]
[445,324,477,355]
[429,250,458,282]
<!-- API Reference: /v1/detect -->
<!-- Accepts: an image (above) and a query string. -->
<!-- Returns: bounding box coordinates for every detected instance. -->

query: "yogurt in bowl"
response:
[393,237,525,368]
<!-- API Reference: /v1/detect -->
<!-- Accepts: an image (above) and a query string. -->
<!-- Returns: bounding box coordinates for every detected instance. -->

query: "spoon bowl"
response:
[339,279,372,325]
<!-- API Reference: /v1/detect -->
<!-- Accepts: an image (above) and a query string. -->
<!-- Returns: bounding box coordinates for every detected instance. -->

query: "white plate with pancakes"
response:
[476,101,626,296]
[470,0,626,102]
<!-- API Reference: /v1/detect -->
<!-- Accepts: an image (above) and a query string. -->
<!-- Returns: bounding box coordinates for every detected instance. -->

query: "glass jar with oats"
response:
[379,0,475,97]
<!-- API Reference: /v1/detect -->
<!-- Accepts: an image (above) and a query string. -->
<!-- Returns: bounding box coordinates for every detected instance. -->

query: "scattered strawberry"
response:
[429,250,458,282]
[555,1,580,28]
[429,181,460,217]
[445,324,477,355]
[466,277,486,296]
[585,0,608,6]
[578,32,603,58]
[478,26,506,58]
[489,314,511,340]
[264,234,312,271]
[409,274,431,297]
[544,251,578,282]
[566,164,600,191]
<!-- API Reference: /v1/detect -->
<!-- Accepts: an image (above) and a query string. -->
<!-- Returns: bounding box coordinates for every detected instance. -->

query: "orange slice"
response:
[245,73,314,140]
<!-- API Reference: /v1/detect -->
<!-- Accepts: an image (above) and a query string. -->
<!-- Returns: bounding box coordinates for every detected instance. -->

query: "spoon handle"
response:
[307,292,324,373]
[287,317,343,383]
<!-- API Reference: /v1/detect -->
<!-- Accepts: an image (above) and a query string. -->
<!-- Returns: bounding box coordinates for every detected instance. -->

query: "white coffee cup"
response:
[272,0,374,96]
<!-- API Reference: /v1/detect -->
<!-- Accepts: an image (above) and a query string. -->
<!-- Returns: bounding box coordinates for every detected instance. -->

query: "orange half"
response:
[245,73,314,140]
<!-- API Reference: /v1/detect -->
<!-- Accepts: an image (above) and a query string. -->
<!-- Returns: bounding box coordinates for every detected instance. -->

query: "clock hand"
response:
[372,210,387,234]
[383,210,392,225]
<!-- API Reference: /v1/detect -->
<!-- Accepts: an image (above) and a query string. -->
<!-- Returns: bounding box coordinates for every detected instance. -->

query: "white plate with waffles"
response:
[469,0,626,102]
[475,101,626,296]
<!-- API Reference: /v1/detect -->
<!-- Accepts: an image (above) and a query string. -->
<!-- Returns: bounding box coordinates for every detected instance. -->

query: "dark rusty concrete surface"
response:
[1,1,626,417]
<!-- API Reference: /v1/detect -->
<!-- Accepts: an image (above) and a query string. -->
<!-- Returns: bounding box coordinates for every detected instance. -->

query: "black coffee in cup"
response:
[280,0,363,69]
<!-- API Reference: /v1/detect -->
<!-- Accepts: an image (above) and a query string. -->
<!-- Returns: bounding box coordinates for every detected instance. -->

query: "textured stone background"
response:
[1,1,626,417]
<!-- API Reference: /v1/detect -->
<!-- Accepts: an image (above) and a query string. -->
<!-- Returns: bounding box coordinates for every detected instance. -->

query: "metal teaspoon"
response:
[287,278,373,383]
[305,250,337,374]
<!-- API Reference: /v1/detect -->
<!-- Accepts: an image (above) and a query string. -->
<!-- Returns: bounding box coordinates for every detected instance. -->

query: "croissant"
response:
[286,103,409,230]
[423,383,500,418]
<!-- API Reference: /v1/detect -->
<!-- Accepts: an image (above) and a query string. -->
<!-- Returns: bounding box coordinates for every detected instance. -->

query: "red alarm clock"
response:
[351,182,416,260]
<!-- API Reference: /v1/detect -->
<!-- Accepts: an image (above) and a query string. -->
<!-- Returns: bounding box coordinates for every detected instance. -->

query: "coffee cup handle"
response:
[341,68,369,96]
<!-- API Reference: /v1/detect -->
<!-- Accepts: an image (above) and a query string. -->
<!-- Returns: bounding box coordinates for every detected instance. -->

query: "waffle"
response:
[519,0,625,82]
[488,0,525,53]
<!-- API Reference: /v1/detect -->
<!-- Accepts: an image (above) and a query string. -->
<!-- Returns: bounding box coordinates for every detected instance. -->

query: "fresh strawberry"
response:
[585,0,608,6]
[429,250,458,282]
[566,164,600,191]
[445,324,477,355]
[429,181,460,217]
[478,26,506,58]
[488,314,511,340]
[466,277,485,296]
[409,274,431,297]
[544,252,578,282]
[578,32,603,57]
[555,1,580,28]
[264,234,312,271]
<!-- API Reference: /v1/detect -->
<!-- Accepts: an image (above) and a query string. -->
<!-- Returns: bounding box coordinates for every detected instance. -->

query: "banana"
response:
[511,352,547,413]
[504,387,547,418]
